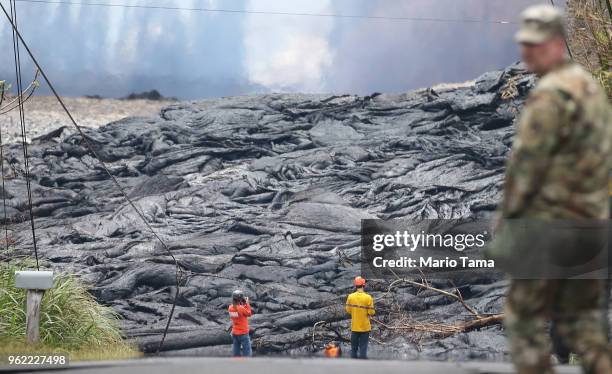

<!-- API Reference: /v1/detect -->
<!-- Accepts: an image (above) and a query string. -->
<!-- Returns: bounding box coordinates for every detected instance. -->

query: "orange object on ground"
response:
[228,303,252,335]
[324,343,340,357]
[354,276,366,287]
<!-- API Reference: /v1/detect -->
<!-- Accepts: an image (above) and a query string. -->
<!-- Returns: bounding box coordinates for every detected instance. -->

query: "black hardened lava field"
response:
[2,63,535,359]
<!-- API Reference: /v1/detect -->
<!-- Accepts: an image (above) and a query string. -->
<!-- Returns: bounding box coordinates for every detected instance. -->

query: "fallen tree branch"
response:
[312,320,326,346]
[376,277,480,317]
[372,313,504,338]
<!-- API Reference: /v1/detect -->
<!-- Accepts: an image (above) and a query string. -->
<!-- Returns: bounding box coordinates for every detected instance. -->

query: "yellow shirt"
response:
[345,289,375,332]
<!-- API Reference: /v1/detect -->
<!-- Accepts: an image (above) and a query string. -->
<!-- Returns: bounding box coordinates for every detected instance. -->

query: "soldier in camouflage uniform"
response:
[500,5,612,374]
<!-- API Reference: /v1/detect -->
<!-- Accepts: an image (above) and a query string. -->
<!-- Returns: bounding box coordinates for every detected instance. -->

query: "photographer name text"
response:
[372,256,495,268]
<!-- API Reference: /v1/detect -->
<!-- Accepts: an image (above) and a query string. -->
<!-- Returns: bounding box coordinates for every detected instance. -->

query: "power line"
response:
[0,86,9,253]
[9,0,39,270]
[13,0,518,25]
[0,0,181,352]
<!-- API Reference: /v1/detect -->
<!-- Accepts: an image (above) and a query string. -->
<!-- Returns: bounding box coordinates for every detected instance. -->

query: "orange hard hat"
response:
[354,276,366,287]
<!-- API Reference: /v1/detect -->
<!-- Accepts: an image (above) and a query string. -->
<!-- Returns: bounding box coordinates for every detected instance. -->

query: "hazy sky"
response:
[0,0,562,99]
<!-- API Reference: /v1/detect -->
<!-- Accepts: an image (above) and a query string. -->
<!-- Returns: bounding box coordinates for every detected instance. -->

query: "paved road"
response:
[1,357,582,374]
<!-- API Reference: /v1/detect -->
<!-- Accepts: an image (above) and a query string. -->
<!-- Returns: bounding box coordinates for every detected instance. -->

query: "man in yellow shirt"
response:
[345,276,375,359]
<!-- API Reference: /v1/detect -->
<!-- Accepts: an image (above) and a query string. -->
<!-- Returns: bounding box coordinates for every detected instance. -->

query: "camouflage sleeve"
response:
[501,89,572,217]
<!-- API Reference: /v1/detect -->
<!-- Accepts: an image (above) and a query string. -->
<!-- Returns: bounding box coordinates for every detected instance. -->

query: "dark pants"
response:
[350,331,369,359]
[232,333,252,357]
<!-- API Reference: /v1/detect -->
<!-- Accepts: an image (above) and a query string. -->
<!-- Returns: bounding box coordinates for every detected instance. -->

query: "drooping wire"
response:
[0,0,180,352]
[0,85,9,252]
[13,0,518,25]
[8,0,39,270]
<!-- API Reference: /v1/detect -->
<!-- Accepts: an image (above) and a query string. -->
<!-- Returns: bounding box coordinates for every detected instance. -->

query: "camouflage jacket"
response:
[500,61,612,219]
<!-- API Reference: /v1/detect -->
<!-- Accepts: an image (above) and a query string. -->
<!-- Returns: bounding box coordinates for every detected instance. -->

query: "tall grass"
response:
[0,259,140,361]
[566,0,612,98]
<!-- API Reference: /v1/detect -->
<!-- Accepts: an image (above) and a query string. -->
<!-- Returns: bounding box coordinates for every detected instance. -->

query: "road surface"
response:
[0,357,582,374]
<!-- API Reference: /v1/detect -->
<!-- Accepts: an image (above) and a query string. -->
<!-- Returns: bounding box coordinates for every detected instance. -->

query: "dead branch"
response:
[371,313,503,339]
[366,270,505,344]
[312,320,326,346]
[376,277,480,317]
[0,70,41,115]
[460,314,504,331]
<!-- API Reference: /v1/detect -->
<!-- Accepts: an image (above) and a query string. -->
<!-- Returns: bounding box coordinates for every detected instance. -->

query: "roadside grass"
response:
[0,338,140,362]
[0,259,141,362]
[569,353,581,366]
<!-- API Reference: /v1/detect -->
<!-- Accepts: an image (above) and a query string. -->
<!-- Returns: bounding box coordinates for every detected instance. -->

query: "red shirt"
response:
[228,303,252,335]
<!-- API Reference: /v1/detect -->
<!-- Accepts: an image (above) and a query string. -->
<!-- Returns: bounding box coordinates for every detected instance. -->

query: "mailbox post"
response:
[14,271,53,344]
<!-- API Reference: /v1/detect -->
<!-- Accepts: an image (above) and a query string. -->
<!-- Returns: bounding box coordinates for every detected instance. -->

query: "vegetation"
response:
[0,259,141,362]
[566,0,612,98]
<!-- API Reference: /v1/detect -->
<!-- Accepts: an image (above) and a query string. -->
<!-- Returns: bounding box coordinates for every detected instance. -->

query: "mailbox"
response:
[15,271,54,290]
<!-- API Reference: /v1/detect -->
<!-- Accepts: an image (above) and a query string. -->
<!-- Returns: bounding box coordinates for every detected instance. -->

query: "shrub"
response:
[0,259,140,360]
[566,0,612,98]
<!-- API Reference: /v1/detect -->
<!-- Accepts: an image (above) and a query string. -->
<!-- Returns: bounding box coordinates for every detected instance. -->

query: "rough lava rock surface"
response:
[3,63,537,359]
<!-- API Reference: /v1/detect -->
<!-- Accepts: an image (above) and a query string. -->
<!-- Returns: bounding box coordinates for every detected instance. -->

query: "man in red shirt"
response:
[228,289,252,357]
